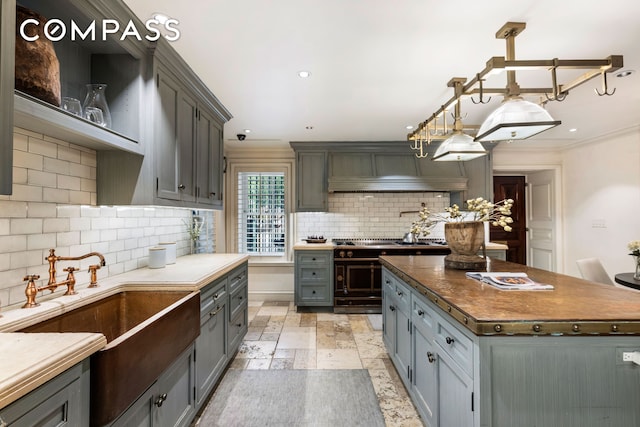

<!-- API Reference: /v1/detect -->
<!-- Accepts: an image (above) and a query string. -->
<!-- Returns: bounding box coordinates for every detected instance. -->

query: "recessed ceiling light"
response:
[616,69,635,78]
[298,71,311,78]
[406,125,414,130]
[243,129,251,133]
[569,128,577,132]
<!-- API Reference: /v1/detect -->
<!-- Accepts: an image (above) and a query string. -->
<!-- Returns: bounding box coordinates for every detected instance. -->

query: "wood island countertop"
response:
[379,255,640,336]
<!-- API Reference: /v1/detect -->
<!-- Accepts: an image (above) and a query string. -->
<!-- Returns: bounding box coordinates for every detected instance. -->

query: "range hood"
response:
[328,175,468,192]
[290,141,489,194]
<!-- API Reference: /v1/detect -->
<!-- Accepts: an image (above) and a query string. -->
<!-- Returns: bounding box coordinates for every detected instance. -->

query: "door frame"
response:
[493,165,564,273]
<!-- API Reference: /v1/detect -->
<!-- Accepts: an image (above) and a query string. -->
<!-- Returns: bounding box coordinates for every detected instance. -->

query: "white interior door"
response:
[527,170,556,271]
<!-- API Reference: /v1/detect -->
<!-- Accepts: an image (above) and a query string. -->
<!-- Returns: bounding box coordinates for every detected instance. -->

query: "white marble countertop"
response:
[0,253,248,410]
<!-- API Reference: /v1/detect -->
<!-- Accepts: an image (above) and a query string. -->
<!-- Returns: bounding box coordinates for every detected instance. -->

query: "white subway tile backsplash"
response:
[13,167,27,184]
[43,218,70,233]
[57,231,80,247]
[27,233,56,250]
[14,151,43,171]
[0,130,217,309]
[43,157,70,175]
[2,201,27,218]
[27,202,57,218]
[7,219,41,237]
[11,185,43,202]
[43,188,70,203]
[29,138,58,158]
[296,192,450,240]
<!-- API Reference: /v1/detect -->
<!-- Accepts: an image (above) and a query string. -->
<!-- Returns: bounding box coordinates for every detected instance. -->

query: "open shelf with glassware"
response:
[14,0,148,153]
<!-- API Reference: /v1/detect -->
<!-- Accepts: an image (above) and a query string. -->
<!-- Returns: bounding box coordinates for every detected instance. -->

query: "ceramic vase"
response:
[634,255,640,281]
[444,221,487,270]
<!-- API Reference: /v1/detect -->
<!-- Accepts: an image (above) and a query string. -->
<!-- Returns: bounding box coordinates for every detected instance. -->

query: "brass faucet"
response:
[22,249,106,308]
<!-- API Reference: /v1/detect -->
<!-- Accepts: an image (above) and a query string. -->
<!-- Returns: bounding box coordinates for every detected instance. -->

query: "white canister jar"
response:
[148,247,166,269]
[159,242,177,264]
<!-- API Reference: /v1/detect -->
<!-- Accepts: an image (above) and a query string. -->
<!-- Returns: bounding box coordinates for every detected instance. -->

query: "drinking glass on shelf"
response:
[61,97,82,117]
[84,107,106,127]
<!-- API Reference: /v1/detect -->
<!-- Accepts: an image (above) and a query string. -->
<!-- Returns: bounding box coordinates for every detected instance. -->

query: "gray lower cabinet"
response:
[111,344,196,427]
[195,262,248,409]
[0,359,90,427]
[195,276,228,408]
[383,267,476,427]
[294,250,333,307]
[382,273,412,388]
[228,264,249,353]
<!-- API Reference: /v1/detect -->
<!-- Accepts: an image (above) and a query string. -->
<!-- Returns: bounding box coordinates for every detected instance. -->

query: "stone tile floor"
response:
[218,300,424,426]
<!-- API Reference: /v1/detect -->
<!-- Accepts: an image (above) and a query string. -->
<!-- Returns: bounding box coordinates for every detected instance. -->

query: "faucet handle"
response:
[88,265,101,288]
[22,274,41,308]
[63,267,78,296]
[64,266,78,273]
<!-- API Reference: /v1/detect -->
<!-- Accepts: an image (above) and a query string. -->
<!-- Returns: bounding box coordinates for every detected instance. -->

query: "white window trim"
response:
[226,161,293,262]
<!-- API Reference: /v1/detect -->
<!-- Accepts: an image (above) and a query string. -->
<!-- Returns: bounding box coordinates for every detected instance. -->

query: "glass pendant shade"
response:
[474,96,560,142]
[432,131,488,161]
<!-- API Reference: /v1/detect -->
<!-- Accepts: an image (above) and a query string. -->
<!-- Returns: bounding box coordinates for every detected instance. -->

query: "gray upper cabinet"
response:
[195,108,224,208]
[295,150,327,212]
[1,0,231,207]
[0,0,15,195]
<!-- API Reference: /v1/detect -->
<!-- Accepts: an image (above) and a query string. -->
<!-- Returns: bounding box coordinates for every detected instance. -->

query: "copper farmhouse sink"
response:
[21,290,200,426]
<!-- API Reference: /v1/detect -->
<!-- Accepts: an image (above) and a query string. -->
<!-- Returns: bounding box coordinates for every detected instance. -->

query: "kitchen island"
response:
[379,255,640,427]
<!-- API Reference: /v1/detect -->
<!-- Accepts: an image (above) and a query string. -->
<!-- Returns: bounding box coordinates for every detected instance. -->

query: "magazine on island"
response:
[465,272,554,290]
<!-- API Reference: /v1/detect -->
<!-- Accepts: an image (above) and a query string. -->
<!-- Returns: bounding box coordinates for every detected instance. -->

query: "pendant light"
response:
[433,79,487,161]
[475,22,560,142]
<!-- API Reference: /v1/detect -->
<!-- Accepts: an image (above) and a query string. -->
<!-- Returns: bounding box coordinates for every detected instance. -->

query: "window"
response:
[237,172,285,255]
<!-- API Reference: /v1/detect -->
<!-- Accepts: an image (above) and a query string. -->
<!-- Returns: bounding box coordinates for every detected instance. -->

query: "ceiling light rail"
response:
[408,21,623,151]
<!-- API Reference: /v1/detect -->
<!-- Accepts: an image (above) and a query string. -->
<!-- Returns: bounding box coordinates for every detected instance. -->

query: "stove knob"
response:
[339,251,345,258]
[347,251,353,258]
[416,251,422,255]
[381,251,387,255]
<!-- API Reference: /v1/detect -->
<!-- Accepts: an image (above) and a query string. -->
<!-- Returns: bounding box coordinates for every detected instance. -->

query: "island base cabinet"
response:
[111,345,195,427]
[0,359,90,427]
[479,337,640,427]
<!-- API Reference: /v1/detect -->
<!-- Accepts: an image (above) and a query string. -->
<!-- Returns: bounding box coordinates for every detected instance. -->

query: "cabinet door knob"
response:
[417,309,424,316]
[312,272,316,275]
[397,291,403,297]
[446,336,455,345]
[427,352,436,363]
[312,257,316,261]
[389,305,396,312]
[178,184,186,190]
[210,192,216,197]
[312,290,316,294]
[155,393,168,407]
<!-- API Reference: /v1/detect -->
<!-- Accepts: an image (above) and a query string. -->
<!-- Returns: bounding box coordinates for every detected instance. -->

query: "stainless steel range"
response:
[332,238,449,313]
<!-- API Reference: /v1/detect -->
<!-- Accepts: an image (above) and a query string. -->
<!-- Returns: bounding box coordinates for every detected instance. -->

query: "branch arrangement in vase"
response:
[411,197,515,237]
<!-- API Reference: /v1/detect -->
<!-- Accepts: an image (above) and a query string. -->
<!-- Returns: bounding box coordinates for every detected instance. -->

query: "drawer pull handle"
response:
[389,305,396,312]
[427,352,436,363]
[209,306,223,317]
[312,257,316,261]
[213,293,219,300]
[238,296,243,300]
[312,272,316,275]
[417,309,424,316]
[236,323,242,327]
[385,280,390,284]
[155,393,168,407]
[312,290,316,294]
[397,291,403,297]
[445,336,455,345]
